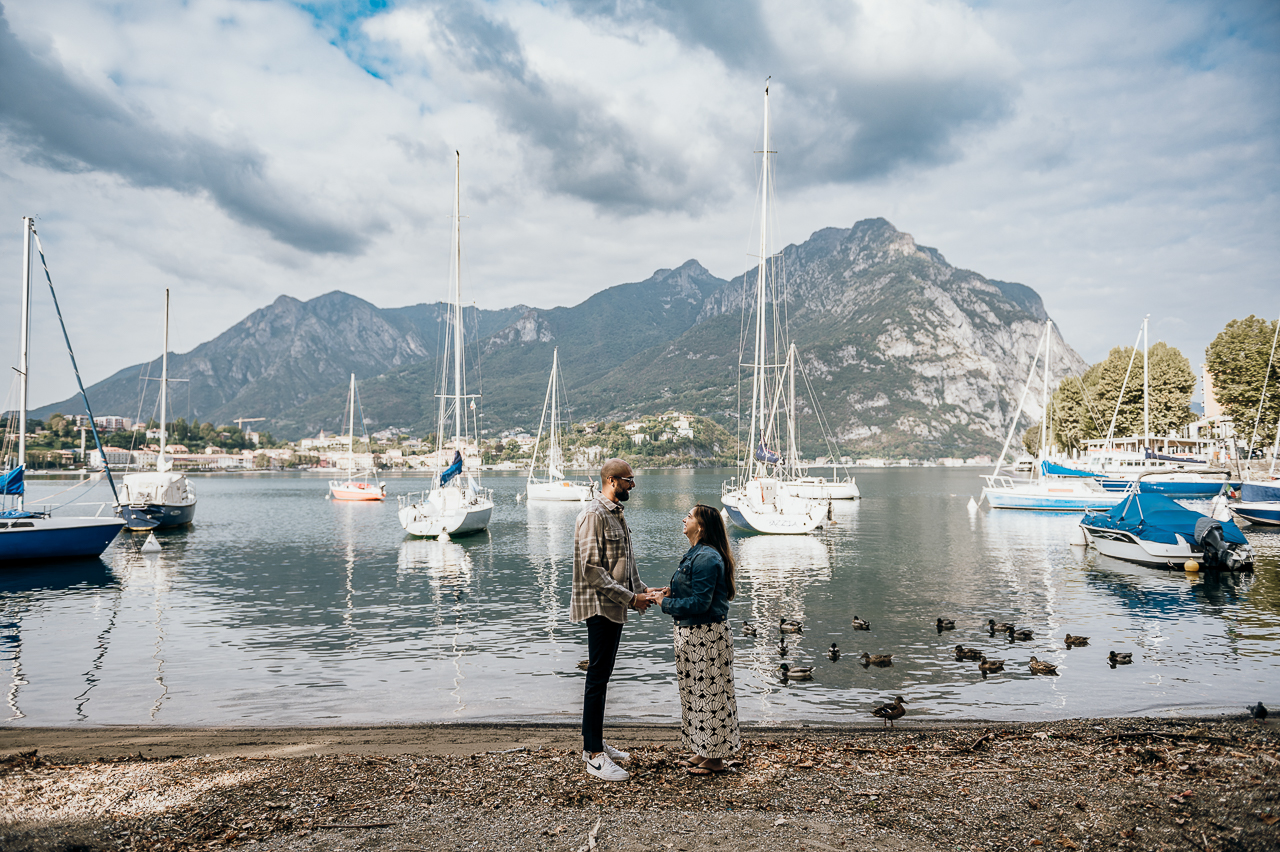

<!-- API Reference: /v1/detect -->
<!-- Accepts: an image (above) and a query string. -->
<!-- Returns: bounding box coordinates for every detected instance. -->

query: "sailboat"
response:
[329,373,386,501]
[526,348,593,502]
[1,217,124,560]
[719,83,826,535]
[117,289,198,531]
[981,320,1123,511]
[397,152,494,539]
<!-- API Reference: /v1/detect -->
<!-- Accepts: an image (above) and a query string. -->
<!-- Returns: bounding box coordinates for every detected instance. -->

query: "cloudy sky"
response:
[2,0,1277,409]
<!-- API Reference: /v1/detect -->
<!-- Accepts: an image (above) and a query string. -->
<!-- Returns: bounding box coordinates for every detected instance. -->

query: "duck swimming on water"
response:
[779,662,814,680]
[741,621,757,638]
[1028,656,1058,675]
[955,645,983,661]
[851,616,871,630]
[936,618,956,632]
[860,652,894,667]
[1064,634,1090,648]
[779,617,804,634]
[828,643,840,661]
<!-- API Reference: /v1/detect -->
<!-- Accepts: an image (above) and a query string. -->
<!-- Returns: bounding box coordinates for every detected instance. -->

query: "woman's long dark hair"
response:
[692,504,736,600]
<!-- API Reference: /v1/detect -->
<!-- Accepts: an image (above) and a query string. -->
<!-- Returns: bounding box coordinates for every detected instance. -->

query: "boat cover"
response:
[755,442,782,464]
[1085,493,1248,545]
[1241,481,1280,502]
[1,465,23,496]
[1041,460,1097,478]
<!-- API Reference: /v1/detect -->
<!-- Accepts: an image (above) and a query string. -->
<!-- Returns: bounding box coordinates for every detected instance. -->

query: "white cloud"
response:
[0,0,1276,412]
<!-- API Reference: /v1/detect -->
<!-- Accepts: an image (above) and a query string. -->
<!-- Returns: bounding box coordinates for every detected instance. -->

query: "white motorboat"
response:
[1079,472,1253,570]
[398,152,493,539]
[329,373,386,501]
[526,348,593,502]
[719,83,826,535]
[118,289,198,530]
[2,217,124,561]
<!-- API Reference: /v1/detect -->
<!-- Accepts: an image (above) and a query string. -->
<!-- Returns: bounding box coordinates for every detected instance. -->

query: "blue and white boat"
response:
[1041,458,1231,499]
[1231,480,1280,526]
[2,217,124,562]
[1080,490,1254,571]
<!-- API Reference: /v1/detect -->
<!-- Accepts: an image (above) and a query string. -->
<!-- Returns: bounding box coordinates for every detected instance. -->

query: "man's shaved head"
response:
[600,458,632,482]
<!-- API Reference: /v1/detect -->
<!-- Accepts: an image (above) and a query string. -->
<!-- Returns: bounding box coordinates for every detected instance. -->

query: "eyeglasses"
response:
[612,476,635,485]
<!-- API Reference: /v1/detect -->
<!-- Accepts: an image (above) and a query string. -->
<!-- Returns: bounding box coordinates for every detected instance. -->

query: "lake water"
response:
[3,468,1278,727]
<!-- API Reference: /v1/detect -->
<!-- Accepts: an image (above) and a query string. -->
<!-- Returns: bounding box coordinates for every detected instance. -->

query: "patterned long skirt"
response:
[673,621,741,758]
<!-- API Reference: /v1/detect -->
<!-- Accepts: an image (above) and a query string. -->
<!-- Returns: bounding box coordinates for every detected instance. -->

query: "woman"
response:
[652,504,740,775]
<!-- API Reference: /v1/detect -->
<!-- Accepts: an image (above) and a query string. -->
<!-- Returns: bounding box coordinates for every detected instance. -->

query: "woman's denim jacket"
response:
[660,543,730,627]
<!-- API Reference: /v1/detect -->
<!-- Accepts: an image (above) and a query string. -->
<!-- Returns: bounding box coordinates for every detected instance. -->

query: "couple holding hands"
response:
[571,458,740,782]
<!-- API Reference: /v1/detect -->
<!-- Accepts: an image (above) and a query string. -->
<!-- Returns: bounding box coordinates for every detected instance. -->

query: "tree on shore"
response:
[1023,341,1196,454]
[1205,316,1280,450]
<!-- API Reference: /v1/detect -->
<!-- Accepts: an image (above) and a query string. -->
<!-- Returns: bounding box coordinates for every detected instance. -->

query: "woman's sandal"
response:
[686,766,718,775]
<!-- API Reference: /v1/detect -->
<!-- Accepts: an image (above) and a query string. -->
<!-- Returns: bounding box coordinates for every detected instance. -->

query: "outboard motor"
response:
[1194,517,1246,570]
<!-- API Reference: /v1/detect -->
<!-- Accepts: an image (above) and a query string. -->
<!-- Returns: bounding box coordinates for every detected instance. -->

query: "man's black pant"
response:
[582,615,624,754]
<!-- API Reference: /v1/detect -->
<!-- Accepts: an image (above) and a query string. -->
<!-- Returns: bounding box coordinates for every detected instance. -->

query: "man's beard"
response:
[617,489,630,502]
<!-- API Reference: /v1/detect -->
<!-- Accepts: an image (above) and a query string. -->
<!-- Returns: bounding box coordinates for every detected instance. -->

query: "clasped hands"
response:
[633,587,670,612]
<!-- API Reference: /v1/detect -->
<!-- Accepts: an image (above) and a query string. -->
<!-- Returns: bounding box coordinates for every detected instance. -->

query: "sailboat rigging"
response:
[397,152,494,539]
[117,289,198,530]
[329,373,386,501]
[719,82,827,535]
[2,217,125,560]
[526,348,593,502]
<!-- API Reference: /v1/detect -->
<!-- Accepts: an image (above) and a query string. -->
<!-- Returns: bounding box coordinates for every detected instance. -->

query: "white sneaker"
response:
[584,751,630,782]
[582,741,630,764]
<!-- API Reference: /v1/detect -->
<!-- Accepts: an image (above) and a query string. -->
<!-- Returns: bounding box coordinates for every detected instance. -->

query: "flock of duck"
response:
[739,614,1143,728]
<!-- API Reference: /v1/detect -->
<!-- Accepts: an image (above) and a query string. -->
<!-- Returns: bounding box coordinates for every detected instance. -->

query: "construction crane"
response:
[234,417,265,430]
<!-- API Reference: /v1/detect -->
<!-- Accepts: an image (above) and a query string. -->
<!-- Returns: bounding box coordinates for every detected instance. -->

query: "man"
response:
[572,457,655,782]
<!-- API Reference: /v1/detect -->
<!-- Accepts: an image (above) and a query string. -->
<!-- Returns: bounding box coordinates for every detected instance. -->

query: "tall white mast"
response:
[1041,321,1052,461]
[1143,315,1150,448]
[158,288,170,472]
[549,347,560,476]
[747,81,771,481]
[787,343,797,470]
[17,218,32,509]
[452,151,463,454]
[347,373,355,473]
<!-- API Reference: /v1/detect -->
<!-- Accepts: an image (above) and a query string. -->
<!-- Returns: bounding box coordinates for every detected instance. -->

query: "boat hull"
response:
[0,515,124,561]
[1097,478,1231,497]
[398,483,493,538]
[118,501,197,531]
[781,477,859,500]
[330,480,386,501]
[983,481,1123,511]
[526,480,593,502]
[1230,501,1280,526]
[1081,521,1254,570]
[721,480,825,535]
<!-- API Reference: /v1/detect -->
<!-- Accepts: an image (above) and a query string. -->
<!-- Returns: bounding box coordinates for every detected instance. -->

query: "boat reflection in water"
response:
[397,536,478,714]
[731,533,830,717]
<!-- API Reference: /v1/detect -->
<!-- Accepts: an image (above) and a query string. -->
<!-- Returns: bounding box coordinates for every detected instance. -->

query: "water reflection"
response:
[2,469,1277,725]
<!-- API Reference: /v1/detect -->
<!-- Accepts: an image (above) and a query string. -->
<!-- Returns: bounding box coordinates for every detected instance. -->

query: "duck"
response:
[777,639,789,657]
[851,616,871,631]
[577,660,590,671]
[1027,656,1058,675]
[955,645,983,661]
[870,695,908,728]
[1064,634,1090,648]
[988,619,1014,634]
[779,617,804,634]
[827,643,841,662]
[779,662,814,680]
[741,621,758,638]
[936,618,956,632]
[1248,701,1268,722]
[1108,651,1133,665]
[1006,626,1034,642]
[859,652,894,667]
[977,655,1005,675]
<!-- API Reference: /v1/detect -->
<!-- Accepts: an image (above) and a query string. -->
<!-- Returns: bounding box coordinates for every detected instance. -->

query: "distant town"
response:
[7,410,1005,473]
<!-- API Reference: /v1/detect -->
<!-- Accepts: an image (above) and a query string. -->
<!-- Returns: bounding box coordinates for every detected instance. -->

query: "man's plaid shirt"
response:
[571,495,646,624]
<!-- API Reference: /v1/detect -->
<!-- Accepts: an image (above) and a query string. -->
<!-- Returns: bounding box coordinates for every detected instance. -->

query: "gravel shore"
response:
[2,716,1277,852]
